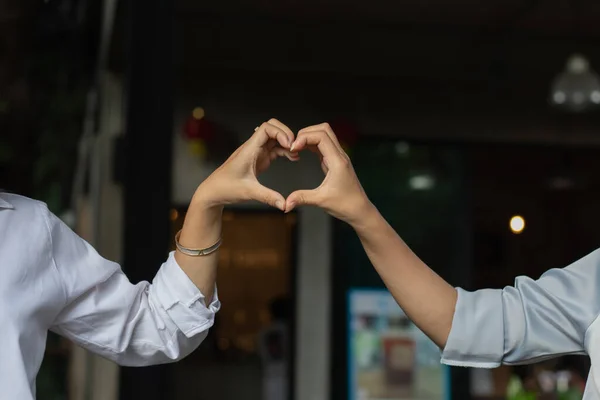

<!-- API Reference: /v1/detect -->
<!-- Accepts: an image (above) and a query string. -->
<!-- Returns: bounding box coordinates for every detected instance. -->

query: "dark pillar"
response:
[120,0,174,398]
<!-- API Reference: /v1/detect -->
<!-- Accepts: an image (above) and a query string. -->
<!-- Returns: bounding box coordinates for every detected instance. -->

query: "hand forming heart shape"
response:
[193,119,373,225]
[284,123,371,224]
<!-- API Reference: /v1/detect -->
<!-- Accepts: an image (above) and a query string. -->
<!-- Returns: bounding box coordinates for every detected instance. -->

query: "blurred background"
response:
[1,0,600,399]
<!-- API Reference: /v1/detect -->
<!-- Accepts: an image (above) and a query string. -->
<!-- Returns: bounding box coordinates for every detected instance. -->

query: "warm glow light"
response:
[218,338,230,350]
[170,209,179,221]
[259,309,270,324]
[192,107,205,120]
[510,215,525,234]
[234,310,246,324]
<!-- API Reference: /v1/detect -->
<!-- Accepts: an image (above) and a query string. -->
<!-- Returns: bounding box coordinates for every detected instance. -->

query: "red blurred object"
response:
[183,116,216,142]
[382,337,415,386]
[330,119,359,148]
[182,112,240,163]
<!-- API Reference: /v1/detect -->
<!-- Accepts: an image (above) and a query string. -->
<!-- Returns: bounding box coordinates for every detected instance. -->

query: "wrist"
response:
[179,197,224,249]
[186,202,224,225]
[192,180,223,209]
[348,201,382,234]
[190,191,224,215]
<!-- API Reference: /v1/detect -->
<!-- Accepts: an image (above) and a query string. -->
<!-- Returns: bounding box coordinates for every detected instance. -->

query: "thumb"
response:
[285,189,320,213]
[247,182,286,211]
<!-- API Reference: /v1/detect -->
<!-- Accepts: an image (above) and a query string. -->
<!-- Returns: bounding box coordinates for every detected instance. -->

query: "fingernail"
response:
[287,201,296,212]
[290,142,296,152]
[275,200,284,210]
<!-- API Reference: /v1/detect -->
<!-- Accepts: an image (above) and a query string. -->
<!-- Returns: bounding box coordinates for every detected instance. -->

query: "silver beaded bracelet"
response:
[175,230,222,256]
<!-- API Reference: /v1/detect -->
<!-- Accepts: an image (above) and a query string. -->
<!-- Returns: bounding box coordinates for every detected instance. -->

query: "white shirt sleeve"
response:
[44,206,220,366]
[442,248,600,368]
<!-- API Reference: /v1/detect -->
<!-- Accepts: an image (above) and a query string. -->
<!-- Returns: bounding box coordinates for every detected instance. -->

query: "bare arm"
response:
[286,122,600,368]
[286,122,456,347]
[174,203,222,304]
[174,118,298,305]
[351,206,457,348]
[50,119,298,366]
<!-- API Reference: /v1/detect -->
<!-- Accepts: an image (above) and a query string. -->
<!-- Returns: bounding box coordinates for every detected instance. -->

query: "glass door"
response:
[331,139,471,400]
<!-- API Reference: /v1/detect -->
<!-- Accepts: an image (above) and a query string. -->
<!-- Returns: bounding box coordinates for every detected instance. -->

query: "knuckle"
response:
[313,192,326,206]
[321,122,331,130]
[338,154,351,167]
[240,190,252,203]
[296,193,306,204]
[268,118,279,124]
[263,193,274,205]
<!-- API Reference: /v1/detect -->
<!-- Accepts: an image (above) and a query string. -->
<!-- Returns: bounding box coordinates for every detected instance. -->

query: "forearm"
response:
[351,205,457,348]
[174,193,222,304]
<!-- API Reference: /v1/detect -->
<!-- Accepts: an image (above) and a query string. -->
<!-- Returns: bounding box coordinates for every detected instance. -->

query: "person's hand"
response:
[193,118,299,211]
[284,123,374,225]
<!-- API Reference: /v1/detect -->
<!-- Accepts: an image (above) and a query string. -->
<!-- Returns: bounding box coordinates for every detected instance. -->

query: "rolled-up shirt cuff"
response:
[151,251,221,338]
[441,287,505,368]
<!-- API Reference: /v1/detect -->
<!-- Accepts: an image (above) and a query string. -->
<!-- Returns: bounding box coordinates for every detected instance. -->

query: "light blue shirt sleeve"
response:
[442,248,600,368]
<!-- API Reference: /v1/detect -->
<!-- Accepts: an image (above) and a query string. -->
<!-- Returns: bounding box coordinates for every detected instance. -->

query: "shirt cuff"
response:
[151,251,221,338]
[441,288,505,368]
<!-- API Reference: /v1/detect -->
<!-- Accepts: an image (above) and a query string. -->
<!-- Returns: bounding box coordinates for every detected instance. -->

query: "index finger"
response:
[252,122,291,148]
[299,123,343,152]
[267,118,295,147]
[290,130,344,165]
